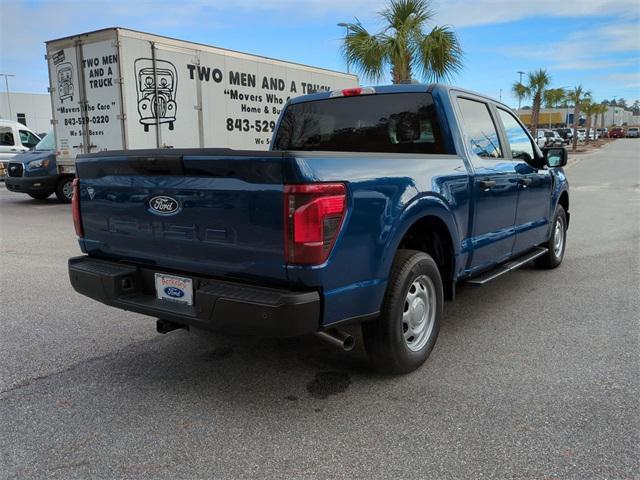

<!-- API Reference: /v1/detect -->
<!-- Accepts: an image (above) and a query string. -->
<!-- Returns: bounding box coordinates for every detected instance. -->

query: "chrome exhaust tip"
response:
[314,329,355,352]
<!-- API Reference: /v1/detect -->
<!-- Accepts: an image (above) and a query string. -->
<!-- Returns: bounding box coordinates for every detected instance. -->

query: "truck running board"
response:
[464,247,548,286]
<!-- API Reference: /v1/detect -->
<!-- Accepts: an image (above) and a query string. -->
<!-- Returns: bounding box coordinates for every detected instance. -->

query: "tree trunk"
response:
[585,115,591,145]
[531,93,541,138]
[572,103,579,152]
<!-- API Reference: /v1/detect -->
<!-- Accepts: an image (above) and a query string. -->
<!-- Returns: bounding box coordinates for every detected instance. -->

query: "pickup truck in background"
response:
[4,132,76,202]
[68,84,569,374]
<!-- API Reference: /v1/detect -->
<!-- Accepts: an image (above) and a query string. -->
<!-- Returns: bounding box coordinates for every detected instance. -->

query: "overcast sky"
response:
[1,0,639,107]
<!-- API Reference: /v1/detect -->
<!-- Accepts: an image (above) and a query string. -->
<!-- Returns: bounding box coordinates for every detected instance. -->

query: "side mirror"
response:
[543,147,567,168]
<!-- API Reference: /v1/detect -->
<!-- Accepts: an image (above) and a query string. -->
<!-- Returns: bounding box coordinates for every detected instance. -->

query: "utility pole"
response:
[0,73,15,120]
[517,71,525,110]
[337,23,350,74]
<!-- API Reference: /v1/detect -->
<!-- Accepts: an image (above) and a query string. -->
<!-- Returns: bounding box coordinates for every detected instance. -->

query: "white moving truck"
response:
[45,28,358,173]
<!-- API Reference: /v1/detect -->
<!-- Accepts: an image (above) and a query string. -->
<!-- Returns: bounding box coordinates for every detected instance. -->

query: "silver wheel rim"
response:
[402,274,436,352]
[62,180,74,200]
[553,216,565,258]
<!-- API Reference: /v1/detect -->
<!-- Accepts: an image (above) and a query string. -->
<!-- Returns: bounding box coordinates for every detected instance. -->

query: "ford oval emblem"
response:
[148,195,181,216]
[164,286,184,298]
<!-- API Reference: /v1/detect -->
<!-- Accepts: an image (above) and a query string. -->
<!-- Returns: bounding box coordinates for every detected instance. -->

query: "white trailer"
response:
[45,28,358,172]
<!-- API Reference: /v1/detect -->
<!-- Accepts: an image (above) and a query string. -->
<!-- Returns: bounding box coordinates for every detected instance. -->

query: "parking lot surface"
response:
[1,140,638,479]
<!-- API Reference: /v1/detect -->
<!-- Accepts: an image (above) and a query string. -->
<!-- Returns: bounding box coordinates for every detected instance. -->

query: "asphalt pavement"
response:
[1,140,638,479]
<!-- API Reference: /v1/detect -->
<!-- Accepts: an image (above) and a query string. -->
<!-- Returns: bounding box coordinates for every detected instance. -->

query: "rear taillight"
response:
[71,178,83,237]
[284,183,347,265]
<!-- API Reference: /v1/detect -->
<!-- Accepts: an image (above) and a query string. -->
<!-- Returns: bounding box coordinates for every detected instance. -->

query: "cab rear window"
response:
[273,93,452,154]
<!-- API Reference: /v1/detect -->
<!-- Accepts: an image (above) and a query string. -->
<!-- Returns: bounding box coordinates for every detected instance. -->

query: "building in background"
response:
[516,105,637,129]
[604,106,634,127]
[516,108,572,128]
[0,92,52,135]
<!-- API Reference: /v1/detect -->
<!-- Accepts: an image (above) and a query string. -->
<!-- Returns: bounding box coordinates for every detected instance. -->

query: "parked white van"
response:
[0,120,41,176]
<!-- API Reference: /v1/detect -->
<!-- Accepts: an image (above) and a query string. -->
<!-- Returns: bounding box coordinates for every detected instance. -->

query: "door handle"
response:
[518,178,532,187]
[478,179,496,190]
[10,148,17,152]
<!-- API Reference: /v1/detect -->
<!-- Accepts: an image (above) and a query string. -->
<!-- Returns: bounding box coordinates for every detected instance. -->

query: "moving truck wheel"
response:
[55,176,75,203]
[363,249,442,374]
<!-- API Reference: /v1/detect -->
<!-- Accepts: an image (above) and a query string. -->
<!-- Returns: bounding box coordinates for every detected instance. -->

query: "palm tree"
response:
[597,103,608,137]
[582,100,594,144]
[512,82,527,111]
[513,69,551,137]
[543,87,565,127]
[566,85,591,151]
[339,0,463,84]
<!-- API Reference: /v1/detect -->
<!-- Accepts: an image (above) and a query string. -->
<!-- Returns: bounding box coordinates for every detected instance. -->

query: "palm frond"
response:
[380,0,433,31]
[415,25,463,82]
[512,82,530,100]
[340,20,388,82]
[527,68,551,96]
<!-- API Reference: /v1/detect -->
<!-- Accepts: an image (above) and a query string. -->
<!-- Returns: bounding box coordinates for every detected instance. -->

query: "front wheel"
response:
[55,176,74,203]
[363,249,443,374]
[535,205,567,269]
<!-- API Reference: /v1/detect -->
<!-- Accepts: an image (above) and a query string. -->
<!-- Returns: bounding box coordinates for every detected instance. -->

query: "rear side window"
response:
[497,108,535,162]
[456,98,502,158]
[273,93,451,154]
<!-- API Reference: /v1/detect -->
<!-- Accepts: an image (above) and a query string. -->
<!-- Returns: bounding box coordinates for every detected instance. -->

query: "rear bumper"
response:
[5,174,58,193]
[68,256,321,337]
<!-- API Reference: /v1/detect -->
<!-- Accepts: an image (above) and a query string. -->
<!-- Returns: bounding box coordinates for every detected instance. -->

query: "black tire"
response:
[363,249,443,374]
[28,191,52,200]
[55,176,74,203]
[535,205,567,269]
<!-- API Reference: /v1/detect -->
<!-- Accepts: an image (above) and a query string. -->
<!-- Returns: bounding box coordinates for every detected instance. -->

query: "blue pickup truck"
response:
[68,84,569,374]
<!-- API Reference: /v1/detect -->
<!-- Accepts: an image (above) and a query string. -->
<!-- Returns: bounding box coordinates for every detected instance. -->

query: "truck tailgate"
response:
[75,149,290,282]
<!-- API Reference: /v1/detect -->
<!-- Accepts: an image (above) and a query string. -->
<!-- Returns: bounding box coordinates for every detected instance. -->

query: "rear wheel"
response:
[535,205,567,269]
[363,249,443,374]
[55,176,74,203]
[28,191,52,200]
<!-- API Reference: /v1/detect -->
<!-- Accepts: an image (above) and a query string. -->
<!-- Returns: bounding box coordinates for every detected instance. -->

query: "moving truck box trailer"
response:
[45,28,359,172]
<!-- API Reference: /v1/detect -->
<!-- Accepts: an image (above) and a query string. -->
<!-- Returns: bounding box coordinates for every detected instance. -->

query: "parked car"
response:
[0,119,41,177]
[554,128,573,142]
[596,128,608,138]
[626,127,639,138]
[4,131,76,202]
[609,127,626,138]
[68,84,570,374]
[576,128,587,141]
[588,129,599,141]
[537,129,564,147]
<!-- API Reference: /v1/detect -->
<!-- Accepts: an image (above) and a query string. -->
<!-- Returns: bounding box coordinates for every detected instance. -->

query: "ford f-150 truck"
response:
[68,84,569,374]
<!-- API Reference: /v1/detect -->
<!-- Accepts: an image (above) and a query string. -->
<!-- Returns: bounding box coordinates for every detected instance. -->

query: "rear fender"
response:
[379,194,462,287]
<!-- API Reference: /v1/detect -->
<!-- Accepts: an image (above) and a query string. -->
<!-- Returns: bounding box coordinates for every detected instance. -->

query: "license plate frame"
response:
[154,273,194,306]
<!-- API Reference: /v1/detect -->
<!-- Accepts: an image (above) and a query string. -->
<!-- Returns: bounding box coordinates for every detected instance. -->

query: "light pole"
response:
[517,71,525,110]
[0,73,15,120]
[337,23,350,74]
